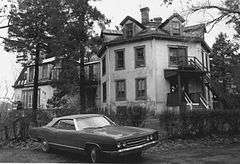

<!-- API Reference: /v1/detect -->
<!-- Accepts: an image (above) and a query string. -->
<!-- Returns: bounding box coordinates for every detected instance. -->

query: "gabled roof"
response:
[184,24,206,33]
[120,16,146,29]
[158,13,185,29]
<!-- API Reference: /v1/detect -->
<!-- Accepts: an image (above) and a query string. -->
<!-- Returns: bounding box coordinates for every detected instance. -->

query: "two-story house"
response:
[13,57,101,109]
[99,7,212,113]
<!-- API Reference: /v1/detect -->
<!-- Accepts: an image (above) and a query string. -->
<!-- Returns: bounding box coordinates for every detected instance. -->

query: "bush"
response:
[158,110,240,139]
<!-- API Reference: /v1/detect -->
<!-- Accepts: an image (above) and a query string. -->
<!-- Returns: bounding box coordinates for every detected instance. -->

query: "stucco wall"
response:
[101,38,212,112]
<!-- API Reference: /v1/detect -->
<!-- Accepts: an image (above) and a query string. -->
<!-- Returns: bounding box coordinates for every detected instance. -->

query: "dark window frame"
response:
[172,21,181,35]
[115,49,125,70]
[125,23,133,38]
[168,46,188,66]
[102,82,107,102]
[135,45,146,68]
[102,56,106,76]
[115,79,126,101]
[135,78,147,100]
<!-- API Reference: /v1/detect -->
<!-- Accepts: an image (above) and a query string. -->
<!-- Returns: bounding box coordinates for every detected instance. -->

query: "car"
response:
[29,114,159,163]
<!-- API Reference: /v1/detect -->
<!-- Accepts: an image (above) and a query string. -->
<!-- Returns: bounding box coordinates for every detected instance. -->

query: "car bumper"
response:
[103,140,159,156]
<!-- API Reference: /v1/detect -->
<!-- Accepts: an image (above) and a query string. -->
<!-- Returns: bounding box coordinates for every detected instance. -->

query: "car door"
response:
[53,119,85,152]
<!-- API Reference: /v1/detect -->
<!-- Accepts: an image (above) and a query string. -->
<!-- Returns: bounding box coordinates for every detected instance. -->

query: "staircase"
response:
[186,56,232,109]
[184,92,209,110]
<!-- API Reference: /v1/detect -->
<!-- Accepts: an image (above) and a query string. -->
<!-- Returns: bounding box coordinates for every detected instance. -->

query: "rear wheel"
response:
[40,138,50,153]
[88,146,102,163]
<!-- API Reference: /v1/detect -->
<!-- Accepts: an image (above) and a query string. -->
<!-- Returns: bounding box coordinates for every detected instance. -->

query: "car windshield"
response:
[75,116,114,130]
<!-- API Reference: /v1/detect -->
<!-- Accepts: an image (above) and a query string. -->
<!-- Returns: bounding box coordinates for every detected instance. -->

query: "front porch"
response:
[164,57,210,110]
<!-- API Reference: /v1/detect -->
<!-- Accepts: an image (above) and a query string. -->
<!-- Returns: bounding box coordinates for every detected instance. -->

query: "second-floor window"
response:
[116,80,126,101]
[125,23,133,38]
[102,82,106,102]
[42,65,48,80]
[135,46,145,68]
[29,67,34,82]
[169,47,187,66]
[115,49,125,70]
[136,78,147,100]
[102,56,106,76]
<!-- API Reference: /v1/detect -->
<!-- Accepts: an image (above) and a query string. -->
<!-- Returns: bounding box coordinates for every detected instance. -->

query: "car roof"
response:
[57,114,102,120]
[46,114,103,127]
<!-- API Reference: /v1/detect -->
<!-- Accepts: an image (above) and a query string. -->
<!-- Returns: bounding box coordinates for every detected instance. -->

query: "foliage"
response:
[158,110,240,139]
[209,33,240,108]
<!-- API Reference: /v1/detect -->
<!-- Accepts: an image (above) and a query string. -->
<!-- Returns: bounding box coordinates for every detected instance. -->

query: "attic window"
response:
[172,21,180,35]
[125,23,133,38]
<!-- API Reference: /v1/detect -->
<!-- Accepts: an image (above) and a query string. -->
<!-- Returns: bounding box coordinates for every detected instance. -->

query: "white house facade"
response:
[99,7,212,113]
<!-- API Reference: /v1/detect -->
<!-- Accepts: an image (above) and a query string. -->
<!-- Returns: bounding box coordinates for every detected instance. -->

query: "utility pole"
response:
[32,44,40,127]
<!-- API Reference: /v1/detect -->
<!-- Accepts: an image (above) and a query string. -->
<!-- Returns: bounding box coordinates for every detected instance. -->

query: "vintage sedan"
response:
[29,114,159,163]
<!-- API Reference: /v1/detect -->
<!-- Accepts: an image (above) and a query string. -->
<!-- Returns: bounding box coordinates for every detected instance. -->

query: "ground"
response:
[1,138,240,163]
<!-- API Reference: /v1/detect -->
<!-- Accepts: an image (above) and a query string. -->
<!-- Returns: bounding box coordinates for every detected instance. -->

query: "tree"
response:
[56,0,109,112]
[4,0,67,126]
[210,33,240,108]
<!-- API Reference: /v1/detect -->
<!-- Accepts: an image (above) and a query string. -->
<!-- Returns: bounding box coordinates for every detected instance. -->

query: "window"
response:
[29,67,34,82]
[41,64,48,80]
[125,23,133,38]
[135,46,145,68]
[115,49,125,70]
[102,56,106,76]
[75,116,114,130]
[102,82,107,102]
[169,47,187,66]
[136,78,147,100]
[116,80,126,101]
[172,21,180,35]
[53,119,75,130]
[22,90,40,109]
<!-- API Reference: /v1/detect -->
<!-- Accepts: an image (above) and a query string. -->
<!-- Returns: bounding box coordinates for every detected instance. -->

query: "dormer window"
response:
[172,21,180,35]
[125,23,133,38]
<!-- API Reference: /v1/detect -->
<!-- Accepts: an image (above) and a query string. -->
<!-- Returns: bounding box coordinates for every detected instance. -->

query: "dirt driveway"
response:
[1,143,240,163]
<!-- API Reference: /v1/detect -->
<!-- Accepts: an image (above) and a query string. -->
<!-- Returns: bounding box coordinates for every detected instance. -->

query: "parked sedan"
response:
[29,114,159,163]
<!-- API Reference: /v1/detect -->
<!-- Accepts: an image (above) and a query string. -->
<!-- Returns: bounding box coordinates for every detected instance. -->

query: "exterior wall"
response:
[14,85,55,109]
[101,38,212,113]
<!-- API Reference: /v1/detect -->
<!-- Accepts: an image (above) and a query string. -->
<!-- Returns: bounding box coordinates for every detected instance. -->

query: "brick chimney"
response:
[140,7,150,24]
[154,17,162,24]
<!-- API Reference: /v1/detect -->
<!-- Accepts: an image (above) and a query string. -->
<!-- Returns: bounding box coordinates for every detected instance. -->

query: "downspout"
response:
[107,46,111,110]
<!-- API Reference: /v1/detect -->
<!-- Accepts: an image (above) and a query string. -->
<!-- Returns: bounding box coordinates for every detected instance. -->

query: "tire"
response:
[40,138,50,153]
[88,146,102,163]
[133,151,143,160]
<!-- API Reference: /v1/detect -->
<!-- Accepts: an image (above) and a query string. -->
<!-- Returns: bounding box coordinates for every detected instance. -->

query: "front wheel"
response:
[89,146,102,163]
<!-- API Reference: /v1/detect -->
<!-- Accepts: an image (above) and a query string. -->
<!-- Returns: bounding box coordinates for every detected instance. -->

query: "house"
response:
[98,7,212,113]
[13,57,101,110]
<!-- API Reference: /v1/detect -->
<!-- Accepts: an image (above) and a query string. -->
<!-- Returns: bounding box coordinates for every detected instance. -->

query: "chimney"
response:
[140,7,150,24]
[154,17,162,24]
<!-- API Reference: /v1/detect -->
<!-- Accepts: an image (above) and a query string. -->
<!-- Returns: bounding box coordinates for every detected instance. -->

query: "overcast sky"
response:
[0,0,236,99]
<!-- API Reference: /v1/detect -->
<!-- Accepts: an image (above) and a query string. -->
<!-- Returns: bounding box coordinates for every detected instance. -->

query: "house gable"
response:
[120,16,146,38]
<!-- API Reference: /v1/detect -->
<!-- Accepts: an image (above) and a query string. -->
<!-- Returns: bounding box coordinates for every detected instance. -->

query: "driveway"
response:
[1,143,240,163]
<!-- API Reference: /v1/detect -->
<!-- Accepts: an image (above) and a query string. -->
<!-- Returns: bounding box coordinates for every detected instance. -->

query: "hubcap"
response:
[90,148,97,163]
[41,141,48,152]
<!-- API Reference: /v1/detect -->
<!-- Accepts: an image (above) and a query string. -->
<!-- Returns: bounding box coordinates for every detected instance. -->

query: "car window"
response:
[75,116,114,130]
[52,119,75,130]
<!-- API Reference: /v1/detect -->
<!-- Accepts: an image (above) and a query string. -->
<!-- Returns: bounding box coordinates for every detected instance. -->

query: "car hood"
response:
[82,126,155,140]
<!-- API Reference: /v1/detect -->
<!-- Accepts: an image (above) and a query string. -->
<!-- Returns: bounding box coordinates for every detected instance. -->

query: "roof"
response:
[158,13,185,29]
[101,29,123,35]
[57,114,102,120]
[120,16,146,29]
[184,24,206,33]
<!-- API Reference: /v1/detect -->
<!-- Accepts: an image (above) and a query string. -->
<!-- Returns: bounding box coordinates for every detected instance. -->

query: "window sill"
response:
[136,97,147,100]
[135,66,146,69]
[115,67,125,71]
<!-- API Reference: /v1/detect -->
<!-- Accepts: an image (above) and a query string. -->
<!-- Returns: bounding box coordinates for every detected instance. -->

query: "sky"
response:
[0,0,237,99]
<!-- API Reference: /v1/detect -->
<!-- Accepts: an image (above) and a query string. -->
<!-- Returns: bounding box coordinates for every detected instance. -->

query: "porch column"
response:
[177,72,182,106]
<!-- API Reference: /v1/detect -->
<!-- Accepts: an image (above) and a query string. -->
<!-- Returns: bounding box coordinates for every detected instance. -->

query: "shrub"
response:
[158,110,240,139]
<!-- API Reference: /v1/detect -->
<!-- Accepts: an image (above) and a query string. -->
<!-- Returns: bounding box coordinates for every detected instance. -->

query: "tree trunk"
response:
[32,44,40,126]
[79,44,86,113]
